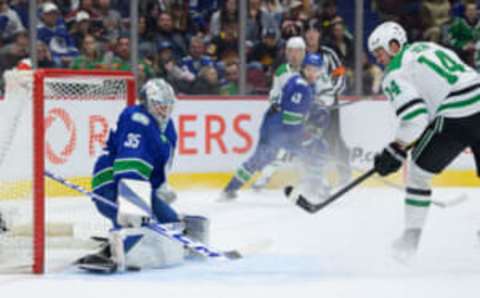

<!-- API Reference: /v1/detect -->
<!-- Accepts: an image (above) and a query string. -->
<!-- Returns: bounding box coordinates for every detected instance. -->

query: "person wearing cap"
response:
[0,0,25,43]
[219,53,324,201]
[70,10,91,49]
[248,27,283,73]
[37,2,79,67]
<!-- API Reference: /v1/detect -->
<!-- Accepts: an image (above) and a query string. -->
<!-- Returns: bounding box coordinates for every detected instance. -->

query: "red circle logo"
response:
[45,108,77,164]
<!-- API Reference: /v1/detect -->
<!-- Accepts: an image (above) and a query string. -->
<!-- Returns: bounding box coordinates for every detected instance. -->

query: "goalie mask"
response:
[140,79,176,126]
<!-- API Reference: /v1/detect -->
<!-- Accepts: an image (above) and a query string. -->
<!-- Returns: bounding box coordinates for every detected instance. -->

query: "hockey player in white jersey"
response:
[368,21,480,261]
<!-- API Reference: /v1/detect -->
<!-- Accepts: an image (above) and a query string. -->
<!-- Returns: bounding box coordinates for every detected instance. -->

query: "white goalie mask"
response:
[368,21,407,56]
[140,79,176,126]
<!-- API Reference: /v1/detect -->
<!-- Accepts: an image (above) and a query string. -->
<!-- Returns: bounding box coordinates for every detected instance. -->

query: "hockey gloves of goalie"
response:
[374,142,406,176]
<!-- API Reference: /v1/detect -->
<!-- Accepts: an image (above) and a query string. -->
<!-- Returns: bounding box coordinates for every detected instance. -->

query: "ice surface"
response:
[1,187,480,298]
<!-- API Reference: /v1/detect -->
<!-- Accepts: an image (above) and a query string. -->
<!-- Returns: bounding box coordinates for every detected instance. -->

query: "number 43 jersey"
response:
[382,41,480,145]
[92,105,177,194]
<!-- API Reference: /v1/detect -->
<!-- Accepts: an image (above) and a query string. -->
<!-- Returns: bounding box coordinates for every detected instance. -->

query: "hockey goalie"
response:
[76,78,209,273]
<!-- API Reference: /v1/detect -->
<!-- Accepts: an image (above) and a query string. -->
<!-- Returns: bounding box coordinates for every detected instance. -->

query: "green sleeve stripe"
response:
[274,63,288,77]
[283,110,304,125]
[113,158,153,180]
[438,94,480,113]
[92,167,114,190]
[401,108,428,121]
[406,198,431,207]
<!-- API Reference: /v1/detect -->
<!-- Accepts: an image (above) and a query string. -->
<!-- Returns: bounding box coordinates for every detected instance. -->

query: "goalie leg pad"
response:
[124,226,184,269]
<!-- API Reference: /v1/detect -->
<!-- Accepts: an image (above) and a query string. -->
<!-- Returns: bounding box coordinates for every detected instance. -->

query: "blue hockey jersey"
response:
[260,74,315,151]
[91,104,178,225]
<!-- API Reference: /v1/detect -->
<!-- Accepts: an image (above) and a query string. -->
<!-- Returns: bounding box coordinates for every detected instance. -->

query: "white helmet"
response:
[368,21,407,56]
[286,36,306,50]
[140,78,176,125]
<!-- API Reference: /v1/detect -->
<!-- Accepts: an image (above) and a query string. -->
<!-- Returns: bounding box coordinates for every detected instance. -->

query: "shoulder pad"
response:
[131,112,150,126]
[275,64,288,77]
[295,77,309,87]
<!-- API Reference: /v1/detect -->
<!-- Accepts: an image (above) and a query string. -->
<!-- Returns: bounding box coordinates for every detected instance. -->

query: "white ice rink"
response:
[1,187,480,298]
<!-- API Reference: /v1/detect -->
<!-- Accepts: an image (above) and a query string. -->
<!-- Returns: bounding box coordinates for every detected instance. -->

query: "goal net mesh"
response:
[0,69,135,273]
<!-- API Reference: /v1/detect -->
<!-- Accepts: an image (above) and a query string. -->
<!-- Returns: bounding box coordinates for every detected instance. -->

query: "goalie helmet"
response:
[140,79,176,125]
[368,21,407,56]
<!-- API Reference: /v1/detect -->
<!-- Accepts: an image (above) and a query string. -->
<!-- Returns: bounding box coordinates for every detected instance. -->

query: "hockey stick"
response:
[330,159,469,208]
[285,168,377,213]
[44,170,241,260]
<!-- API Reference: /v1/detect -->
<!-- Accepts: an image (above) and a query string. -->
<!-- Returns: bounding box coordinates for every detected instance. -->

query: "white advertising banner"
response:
[2,96,473,180]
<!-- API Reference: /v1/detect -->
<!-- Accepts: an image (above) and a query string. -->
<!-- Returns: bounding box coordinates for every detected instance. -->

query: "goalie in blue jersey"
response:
[219,53,325,201]
[77,79,208,273]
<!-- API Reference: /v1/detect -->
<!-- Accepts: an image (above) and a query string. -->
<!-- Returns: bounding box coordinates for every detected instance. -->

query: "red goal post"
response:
[0,69,136,274]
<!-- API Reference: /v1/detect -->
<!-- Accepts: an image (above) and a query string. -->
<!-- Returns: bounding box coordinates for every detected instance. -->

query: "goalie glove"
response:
[374,142,406,176]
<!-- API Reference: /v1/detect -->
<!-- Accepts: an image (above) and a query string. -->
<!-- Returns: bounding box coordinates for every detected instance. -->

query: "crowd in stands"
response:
[0,0,480,96]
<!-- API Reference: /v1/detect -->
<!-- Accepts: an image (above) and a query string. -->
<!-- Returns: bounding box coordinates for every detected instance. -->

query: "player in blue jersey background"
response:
[219,53,325,201]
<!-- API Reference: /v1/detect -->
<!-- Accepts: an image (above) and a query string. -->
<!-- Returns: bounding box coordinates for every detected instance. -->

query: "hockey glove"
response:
[374,142,406,176]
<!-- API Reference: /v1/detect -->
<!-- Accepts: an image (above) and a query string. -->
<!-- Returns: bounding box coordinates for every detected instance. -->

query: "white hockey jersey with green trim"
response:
[269,63,299,104]
[382,41,480,144]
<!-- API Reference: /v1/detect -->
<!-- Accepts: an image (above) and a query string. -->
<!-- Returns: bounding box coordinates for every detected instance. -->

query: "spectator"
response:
[169,1,189,34]
[37,2,79,67]
[448,2,480,67]
[155,40,194,91]
[327,20,354,71]
[155,12,187,60]
[96,0,122,45]
[362,52,383,95]
[180,36,213,78]
[220,62,239,95]
[190,65,220,95]
[109,36,154,86]
[313,0,339,33]
[36,41,56,68]
[138,15,156,60]
[209,0,238,38]
[0,30,28,73]
[65,0,100,24]
[208,21,239,64]
[248,27,283,74]
[0,0,26,44]
[70,34,107,70]
[280,1,306,40]
[10,0,28,28]
[246,0,279,45]
[262,0,284,27]
[69,11,91,49]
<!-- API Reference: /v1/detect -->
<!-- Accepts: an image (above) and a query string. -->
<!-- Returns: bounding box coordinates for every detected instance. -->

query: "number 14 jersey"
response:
[382,42,480,145]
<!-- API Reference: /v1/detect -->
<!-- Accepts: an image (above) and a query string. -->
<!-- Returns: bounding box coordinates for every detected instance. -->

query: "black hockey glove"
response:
[374,142,406,176]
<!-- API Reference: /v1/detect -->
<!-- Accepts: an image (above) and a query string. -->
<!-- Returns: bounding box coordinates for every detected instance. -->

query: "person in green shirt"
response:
[220,62,239,95]
[70,34,107,70]
[110,36,155,86]
[448,2,480,66]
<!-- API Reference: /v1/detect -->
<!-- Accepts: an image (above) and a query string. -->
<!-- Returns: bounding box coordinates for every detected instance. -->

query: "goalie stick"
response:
[44,170,242,261]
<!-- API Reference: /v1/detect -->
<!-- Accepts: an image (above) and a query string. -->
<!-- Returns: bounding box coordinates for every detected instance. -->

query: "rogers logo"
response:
[45,108,77,164]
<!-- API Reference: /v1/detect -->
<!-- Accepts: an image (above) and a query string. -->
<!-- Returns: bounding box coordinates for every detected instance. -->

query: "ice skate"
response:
[392,228,421,264]
[217,190,238,202]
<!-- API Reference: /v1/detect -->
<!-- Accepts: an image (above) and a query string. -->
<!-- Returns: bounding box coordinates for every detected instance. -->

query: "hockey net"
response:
[0,69,135,273]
